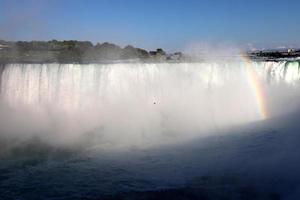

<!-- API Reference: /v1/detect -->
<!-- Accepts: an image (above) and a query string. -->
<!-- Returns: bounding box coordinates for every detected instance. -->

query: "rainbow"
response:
[241,55,268,120]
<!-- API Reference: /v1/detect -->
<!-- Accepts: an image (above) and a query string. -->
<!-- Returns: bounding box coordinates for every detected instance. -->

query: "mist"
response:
[0,57,300,199]
[0,60,299,151]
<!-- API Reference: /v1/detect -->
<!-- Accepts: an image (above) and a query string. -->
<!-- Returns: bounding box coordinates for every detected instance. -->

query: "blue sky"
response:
[1,0,300,51]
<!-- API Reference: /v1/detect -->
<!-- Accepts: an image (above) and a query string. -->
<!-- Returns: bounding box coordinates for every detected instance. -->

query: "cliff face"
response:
[0,40,182,64]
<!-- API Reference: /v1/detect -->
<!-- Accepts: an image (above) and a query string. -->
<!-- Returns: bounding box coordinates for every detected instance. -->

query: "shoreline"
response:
[1,40,300,64]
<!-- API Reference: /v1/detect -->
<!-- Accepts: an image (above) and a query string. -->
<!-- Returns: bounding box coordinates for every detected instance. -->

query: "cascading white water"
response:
[0,60,299,147]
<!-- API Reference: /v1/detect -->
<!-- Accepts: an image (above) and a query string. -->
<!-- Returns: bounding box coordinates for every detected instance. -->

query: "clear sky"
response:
[1,0,300,51]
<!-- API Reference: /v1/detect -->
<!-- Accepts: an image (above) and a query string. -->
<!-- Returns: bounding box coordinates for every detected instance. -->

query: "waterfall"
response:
[1,61,299,106]
[0,61,299,147]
